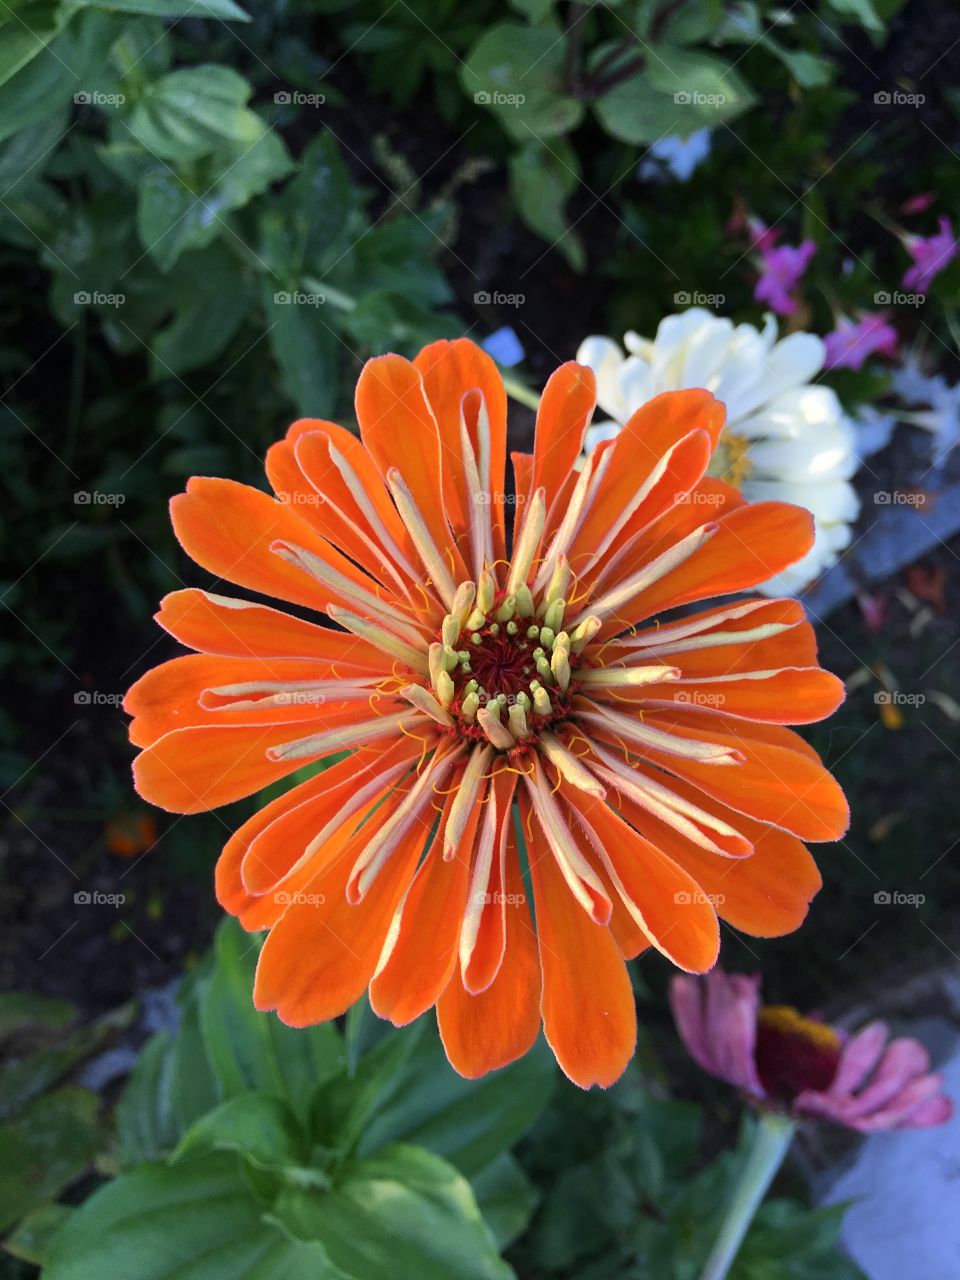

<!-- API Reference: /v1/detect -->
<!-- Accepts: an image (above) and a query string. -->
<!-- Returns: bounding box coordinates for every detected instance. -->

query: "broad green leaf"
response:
[761,37,833,89]
[43,1152,336,1280]
[472,1153,538,1249]
[0,1087,100,1232]
[3,1201,74,1265]
[275,1143,512,1280]
[75,0,250,17]
[636,0,722,43]
[358,1028,554,1176]
[262,281,339,418]
[509,138,584,271]
[173,1094,305,1171]
[150,244,250,376]
[0,11,116,144]
[0,1,65,91]
[128,66,263,162]
[460,22,585,140]
[199,919,345,1119]
[135,126,291,271]
[283,132,354,272]
[116,1030,181,1167]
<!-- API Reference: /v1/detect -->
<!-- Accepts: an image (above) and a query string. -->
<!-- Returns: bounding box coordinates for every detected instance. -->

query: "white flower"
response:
[891,356,960,466]
[577,308,861,596]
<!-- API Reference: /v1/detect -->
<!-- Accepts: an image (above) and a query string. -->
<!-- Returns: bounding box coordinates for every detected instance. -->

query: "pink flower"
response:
[901,192,936,216]
[903,216,959,293]
[670,969,952,1132]
[823,312,899,371]
[754,239,816,315]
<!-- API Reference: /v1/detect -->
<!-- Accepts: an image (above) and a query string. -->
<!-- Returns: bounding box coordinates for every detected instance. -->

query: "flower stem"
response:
[502,375,541,411]
[697,1111,796,1280]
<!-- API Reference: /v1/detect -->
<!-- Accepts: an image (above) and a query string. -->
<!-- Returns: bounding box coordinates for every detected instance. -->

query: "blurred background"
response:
[2,1,960,1277]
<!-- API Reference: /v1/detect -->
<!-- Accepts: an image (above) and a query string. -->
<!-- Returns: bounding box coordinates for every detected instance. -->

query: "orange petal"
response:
[436,828,541,1079]
[253,793,428,1026]
[170,477,383,615]
[531,363,596,516]
[612,782,821,937]
[523,795,636,1089]
[355,354,467,580]
[155,589,384,665]
[414,339,508,559]
[624,668,846,725]
[620,502,815,627]
[633,710,849,841]
[567,793,719,973]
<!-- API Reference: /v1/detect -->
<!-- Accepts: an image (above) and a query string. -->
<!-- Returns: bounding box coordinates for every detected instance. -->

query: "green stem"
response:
[502,375,541,411]
[698,1112,796,1280]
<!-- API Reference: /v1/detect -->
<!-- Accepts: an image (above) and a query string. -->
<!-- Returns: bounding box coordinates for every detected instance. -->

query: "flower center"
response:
[422,568,596,753]
[755,1005,842,1102]
[707,428,753,490]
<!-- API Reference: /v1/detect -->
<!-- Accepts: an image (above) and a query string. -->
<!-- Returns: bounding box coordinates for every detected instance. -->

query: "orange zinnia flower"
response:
[126,339,848,1089]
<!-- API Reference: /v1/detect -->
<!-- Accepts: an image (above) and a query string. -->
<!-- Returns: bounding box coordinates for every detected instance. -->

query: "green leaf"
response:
[172,986,222,1132]
[128,66,263,162]
[509,138,585,270]
[199,919,345,1120]
[0,1,66,91]
[824,0,884,34]
[275,1144,512,1280]
[135,125,291,271]
[3,1201,74,1265]
[150,243,250,376]
[0,11,116,144]
[358,1029,554,1177]
[460,22,585,140]
[0,1087,101,1232]
[0,991,75,1037]
[636,0,723,43]
[262,282,339,418]
[760,37,833,89]
[173,1094,305,1171]
[43,1152,334,1280]
[76,0,251,17]
[645,47,756,129]
[471,1153,538,1249]
[116,1030,181,1167]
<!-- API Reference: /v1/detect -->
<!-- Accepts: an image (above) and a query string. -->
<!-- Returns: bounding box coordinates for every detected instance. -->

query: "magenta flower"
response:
[903,216,959,292]
[823,312,899,371]
[670,969,952,1132]
[754,239,816,315]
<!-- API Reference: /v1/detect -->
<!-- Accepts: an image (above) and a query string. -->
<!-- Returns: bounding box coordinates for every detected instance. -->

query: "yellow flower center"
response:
[707,428,753,490]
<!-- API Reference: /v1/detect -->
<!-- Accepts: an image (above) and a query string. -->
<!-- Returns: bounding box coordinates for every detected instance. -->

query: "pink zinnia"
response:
[823,312,898,371]
[754,239,816,316]
[671,969,952,1132]
[903,216,959,293]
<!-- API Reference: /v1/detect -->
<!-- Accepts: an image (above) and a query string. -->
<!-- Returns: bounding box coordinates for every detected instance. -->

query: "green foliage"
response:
[26,920,553,1276]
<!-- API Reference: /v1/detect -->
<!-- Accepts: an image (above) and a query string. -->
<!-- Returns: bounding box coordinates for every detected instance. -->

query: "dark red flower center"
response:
[754,1005,842,1102]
